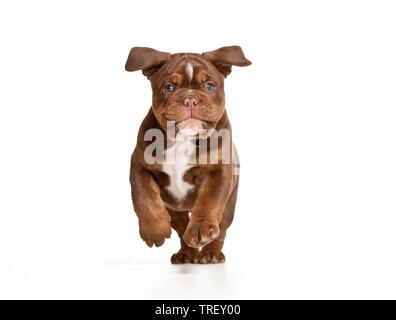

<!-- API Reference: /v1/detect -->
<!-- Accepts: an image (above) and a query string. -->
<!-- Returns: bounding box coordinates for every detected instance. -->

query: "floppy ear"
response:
[202,46,251,77]
[125,47,171,79]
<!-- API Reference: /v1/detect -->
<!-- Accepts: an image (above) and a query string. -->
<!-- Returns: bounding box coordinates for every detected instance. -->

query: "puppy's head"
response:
[125,46,251,135]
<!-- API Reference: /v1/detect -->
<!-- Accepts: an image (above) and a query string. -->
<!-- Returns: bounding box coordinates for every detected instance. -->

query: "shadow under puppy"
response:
[125,46,251,263]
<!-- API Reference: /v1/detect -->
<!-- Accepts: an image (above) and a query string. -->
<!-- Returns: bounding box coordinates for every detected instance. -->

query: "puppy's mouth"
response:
[162,100,218,134]
[176,117,208,131]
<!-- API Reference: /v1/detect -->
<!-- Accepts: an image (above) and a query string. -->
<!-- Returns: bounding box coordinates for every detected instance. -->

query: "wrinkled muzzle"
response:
[162,89,223,133]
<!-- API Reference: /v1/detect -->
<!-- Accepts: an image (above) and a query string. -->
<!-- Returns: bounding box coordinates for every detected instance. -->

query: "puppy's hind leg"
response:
[169,210,199,264]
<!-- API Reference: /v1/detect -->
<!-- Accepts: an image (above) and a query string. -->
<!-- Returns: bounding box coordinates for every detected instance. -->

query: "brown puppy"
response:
[125,46,251,263]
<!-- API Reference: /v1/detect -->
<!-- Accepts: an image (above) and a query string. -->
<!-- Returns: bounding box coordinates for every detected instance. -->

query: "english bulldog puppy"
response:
[125,46,251,263]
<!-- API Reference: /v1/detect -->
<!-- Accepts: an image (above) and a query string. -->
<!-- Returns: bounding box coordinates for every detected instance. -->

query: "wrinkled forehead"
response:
[152,53,223,86]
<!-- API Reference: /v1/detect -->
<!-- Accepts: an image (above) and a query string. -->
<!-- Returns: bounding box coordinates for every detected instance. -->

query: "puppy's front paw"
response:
[139,218,171,248]
[183,220,219,248]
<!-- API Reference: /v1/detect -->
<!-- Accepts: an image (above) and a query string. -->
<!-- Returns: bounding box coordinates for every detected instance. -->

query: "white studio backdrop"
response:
[0,0,395,299]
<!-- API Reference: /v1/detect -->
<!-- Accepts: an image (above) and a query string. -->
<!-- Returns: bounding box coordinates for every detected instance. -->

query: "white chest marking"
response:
[162,139,195,201]
[185,62,193,83]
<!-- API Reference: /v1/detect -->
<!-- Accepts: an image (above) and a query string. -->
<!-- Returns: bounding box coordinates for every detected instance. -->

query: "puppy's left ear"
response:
[202,46,251,77]
[125,47,171,79]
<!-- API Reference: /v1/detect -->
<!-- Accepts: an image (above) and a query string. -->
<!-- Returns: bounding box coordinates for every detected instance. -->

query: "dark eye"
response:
[164,84,174,93]
[205,82,215,91]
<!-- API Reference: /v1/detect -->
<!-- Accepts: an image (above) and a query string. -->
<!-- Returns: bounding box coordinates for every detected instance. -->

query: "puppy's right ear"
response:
[125,47,171,79]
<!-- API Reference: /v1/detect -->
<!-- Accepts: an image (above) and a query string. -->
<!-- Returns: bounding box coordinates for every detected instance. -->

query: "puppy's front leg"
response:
[183,167,232,248]
[130,164,171,247]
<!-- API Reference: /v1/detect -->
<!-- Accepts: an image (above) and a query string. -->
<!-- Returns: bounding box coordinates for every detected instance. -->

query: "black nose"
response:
[183,98,198,108]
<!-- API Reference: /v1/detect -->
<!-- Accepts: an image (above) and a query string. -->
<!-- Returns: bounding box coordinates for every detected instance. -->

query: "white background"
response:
[0,0,396,299]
